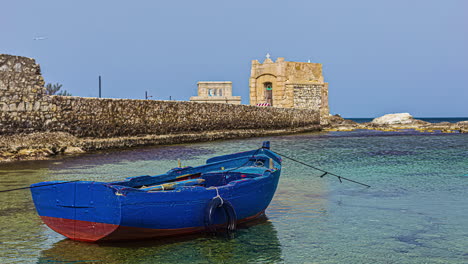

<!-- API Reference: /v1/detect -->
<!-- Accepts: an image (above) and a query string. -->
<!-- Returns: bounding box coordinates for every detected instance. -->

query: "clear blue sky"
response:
[2,0,467,117]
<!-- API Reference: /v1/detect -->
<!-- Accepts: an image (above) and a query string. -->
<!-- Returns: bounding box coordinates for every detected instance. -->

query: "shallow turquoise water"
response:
[0,130,467,263]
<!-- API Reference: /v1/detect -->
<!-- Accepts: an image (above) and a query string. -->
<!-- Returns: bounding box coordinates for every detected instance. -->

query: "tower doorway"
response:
[264,82,273,106]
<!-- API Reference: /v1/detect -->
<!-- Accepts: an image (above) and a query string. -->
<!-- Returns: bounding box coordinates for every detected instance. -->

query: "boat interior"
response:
[108,154,278,192]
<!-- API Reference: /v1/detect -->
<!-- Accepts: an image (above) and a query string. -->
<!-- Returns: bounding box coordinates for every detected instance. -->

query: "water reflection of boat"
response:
[31,142,282,242]
[38,216,283,264]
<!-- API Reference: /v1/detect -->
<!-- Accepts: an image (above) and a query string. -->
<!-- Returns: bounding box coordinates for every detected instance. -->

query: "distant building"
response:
[190,81,241,104]
[249,55,329,118]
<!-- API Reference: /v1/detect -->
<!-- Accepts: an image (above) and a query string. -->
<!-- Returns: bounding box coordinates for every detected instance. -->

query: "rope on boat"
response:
[214,187,223,206]
[204,187,237,233]
[271,150,371,188]
[0,180,80,193]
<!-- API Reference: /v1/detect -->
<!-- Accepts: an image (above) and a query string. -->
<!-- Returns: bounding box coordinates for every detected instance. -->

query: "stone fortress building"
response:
[190,81,241,104]
[249,54,329,118]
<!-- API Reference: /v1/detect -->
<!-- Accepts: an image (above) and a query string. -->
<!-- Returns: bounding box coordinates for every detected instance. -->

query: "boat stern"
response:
[30,181,122,242]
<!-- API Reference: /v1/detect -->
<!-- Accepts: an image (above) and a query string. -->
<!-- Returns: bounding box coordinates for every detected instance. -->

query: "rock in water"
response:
[371,113,416,125]
[457,121,468,133]
[63,146,84,154]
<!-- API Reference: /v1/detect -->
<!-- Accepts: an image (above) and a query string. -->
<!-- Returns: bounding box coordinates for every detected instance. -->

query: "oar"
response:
[141,179,205,191]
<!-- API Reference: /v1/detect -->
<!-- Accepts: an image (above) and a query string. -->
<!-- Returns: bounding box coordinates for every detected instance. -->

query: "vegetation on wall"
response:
[45,83,72,96]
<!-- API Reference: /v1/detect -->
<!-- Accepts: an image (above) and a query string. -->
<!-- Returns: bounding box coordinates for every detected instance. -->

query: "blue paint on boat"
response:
[30,141,282,242]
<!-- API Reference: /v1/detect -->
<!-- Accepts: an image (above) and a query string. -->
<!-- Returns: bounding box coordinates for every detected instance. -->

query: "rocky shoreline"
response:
[0,125,321,162]
[1,113,466,163]
[325,113,468,133]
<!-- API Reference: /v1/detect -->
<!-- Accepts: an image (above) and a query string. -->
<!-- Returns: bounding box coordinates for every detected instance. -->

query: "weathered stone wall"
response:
[292,84,322,109]
[0,55,45,105]
[0,54,321,138]
[0,96,319,137]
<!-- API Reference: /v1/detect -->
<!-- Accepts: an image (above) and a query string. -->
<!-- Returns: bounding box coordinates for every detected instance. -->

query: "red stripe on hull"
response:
[40,211,265,242]
[41,216,119,242]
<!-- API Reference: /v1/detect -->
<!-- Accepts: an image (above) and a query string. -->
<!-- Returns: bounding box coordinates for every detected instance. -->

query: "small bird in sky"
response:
[33,36,47,40]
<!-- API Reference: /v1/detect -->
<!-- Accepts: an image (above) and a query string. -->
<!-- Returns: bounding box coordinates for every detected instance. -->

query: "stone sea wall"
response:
[0,54,320,138]
[1,96,320,137]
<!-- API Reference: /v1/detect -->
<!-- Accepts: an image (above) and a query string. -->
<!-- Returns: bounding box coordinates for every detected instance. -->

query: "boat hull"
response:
[31,145,282,242]
[32,170,280,242]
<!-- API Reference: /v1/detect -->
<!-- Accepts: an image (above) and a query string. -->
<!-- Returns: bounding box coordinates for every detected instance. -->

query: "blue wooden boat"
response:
[30,141,281,242]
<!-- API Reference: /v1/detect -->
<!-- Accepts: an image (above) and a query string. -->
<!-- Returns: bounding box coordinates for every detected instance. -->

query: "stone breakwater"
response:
[0,54,322,162]
[1,95,321,137]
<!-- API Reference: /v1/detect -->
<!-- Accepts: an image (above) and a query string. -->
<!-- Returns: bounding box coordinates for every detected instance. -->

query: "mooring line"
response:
[0,180,80,193]
[272,150,371,188]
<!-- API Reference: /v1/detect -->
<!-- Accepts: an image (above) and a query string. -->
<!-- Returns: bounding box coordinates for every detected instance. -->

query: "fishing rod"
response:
[0,180,80,193]
[271,150,371,188]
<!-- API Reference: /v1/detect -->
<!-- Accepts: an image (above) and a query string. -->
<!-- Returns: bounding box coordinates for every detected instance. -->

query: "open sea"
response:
[0,129,467,263]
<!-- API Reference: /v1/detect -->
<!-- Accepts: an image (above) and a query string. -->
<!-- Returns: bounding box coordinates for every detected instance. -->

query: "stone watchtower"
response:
[249,55,329,120]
